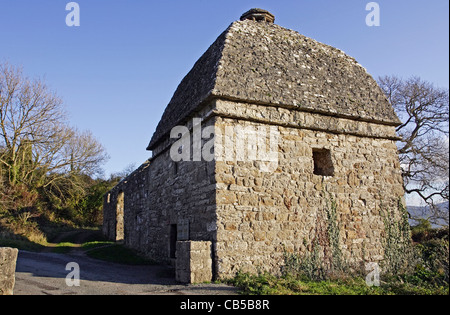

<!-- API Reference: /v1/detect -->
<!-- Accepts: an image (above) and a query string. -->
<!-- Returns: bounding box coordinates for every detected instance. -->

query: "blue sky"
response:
[0,0,448,177]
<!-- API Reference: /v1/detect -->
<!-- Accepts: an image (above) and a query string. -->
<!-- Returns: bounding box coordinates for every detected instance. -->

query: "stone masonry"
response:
[0,247,18,295]
[176,241,213,283]
[103,9,405,282]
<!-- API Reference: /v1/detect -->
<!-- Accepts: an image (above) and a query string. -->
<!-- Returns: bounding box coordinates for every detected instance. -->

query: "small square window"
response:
[312,148,334,176]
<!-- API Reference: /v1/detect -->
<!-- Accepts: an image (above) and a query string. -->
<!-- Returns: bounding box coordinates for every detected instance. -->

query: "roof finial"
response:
[240,8,275,24]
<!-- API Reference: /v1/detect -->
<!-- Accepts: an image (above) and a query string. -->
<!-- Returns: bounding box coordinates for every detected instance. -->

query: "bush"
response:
[412,221,449,243]
[412,228,449,286]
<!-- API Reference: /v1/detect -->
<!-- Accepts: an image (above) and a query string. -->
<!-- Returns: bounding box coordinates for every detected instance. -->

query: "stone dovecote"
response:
[103,9,405,282]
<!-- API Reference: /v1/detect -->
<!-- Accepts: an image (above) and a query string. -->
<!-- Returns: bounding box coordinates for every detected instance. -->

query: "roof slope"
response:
[147,19,400,150]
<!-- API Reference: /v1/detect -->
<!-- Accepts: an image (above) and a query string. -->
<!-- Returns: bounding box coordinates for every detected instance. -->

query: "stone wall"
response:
[0,247,18,295]
[213,99,404,278]
[176,241,213,283]
[103,103,217,264]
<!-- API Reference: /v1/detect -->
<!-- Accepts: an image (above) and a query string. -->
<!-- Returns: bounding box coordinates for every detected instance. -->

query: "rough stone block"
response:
[176,241,212,284]
[0,247,19,295]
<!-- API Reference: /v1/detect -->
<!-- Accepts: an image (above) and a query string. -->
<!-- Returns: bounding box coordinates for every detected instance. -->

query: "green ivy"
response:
[380,198,414,275]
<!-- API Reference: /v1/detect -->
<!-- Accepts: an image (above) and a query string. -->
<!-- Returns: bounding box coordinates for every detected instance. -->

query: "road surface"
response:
[14,250,237,295]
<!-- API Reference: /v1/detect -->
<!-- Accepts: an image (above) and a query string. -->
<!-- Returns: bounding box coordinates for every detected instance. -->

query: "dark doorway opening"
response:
[169,224,177,258]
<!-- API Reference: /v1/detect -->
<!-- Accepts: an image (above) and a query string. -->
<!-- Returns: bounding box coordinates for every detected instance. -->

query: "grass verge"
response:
[228,271,449,295]
[83,243,156,265]
[1,227,155,265]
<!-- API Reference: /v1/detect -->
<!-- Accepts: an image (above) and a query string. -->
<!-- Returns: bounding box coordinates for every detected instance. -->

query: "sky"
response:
[0,0,449,180]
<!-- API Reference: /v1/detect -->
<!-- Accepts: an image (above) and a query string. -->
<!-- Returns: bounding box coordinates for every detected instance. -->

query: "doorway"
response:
[169,224,177,259]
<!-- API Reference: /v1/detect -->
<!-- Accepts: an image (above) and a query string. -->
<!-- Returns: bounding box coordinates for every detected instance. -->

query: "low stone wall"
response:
[0,247,19,295]
[176,241,213,284]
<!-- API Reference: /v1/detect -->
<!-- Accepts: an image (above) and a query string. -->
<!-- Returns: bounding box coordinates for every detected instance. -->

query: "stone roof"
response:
[147,12,400,150]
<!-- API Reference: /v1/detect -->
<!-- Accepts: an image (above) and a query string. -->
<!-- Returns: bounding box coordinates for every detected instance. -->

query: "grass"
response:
[0,226,155,265]
[1,209,156,266]
[84,243,156,265]
[228,271,449,295]
[228,272,381,295]
[0,238,45,252]
[52,242,78,254]
[81,240,113,251]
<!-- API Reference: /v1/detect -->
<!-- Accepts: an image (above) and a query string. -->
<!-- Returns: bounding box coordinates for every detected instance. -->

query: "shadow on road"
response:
[15,250,237,295]
[16,250,177,285]
[11,228,237,295]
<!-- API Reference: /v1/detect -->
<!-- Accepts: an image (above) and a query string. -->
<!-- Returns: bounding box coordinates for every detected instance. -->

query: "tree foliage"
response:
[0,62,110,225]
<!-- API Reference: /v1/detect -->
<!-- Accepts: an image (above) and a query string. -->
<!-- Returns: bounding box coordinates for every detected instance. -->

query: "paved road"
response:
[15,250,237,295]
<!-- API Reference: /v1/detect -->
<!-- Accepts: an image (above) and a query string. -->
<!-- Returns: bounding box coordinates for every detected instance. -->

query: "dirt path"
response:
[42,229,100,253]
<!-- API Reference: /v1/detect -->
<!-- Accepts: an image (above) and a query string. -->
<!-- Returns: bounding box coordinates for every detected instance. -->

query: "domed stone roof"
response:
[147,10,400,150]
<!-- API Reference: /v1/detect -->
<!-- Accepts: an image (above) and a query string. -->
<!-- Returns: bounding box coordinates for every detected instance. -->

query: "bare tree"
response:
[378,75,449,225]
[0,62,108,208]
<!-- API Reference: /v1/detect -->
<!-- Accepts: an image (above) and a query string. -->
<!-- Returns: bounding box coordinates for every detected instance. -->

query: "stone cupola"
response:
[240,8,275,23]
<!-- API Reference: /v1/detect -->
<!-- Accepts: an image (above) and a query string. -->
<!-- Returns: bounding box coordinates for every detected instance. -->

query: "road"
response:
[14,250,237,295]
